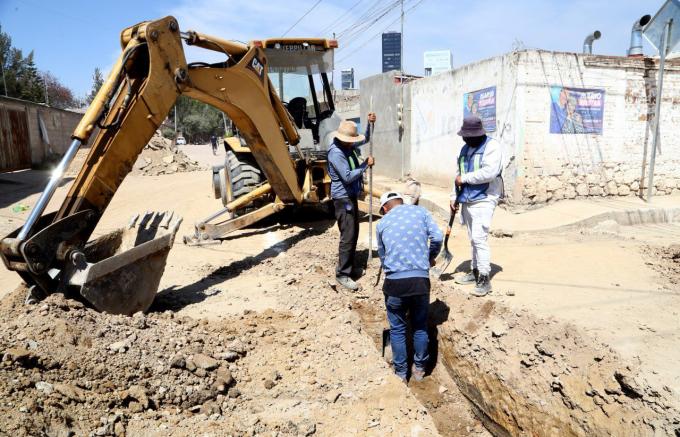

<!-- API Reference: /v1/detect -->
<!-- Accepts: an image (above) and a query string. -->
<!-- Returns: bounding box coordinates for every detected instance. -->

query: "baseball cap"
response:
[379,191,404,209]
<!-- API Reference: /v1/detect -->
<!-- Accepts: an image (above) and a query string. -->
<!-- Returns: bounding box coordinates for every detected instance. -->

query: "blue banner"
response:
[463,86,496,132]
[549,86,605,134]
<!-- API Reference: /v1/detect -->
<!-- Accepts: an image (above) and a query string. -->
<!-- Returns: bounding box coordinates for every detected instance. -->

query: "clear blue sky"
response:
[0,0,660,98]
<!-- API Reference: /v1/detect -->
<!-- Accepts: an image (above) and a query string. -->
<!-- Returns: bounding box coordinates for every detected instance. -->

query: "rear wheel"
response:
[226,151,263,198]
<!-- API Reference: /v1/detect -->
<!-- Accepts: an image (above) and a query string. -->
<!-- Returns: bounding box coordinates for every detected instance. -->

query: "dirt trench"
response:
[353,276,680,437]
[2,212,680,436]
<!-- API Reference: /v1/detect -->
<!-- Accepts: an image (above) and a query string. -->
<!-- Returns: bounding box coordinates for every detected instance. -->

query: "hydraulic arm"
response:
[0,17,321,314]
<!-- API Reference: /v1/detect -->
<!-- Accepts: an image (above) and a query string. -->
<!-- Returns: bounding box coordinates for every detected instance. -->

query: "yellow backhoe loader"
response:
[0,17,378,316]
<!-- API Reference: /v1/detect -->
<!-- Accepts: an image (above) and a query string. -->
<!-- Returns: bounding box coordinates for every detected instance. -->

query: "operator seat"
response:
[287,97,308,129]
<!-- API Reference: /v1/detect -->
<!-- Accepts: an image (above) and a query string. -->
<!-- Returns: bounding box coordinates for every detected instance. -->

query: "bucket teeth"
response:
[68,210,183,315]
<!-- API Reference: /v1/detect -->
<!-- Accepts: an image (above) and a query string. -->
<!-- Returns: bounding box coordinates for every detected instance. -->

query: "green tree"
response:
[174,95,224,143]
[86,67,104,104]
[0,24,77,106]
[43,71,77,109]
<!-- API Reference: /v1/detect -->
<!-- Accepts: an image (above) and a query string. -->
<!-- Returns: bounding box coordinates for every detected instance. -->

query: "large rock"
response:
[546,176,562,192]
[575,183,589,196]
[564,185,577,199]
[606,181,618,196]
[192,353,219,371]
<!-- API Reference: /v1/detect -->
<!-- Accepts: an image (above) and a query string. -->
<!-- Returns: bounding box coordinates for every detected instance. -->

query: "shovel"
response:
[431,205,457,279]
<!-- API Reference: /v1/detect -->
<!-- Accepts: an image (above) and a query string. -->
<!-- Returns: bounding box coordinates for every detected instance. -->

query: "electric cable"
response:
[282,0,324,36]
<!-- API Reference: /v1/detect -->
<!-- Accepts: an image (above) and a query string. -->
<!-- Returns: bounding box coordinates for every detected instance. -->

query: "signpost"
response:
[643,0,680,202]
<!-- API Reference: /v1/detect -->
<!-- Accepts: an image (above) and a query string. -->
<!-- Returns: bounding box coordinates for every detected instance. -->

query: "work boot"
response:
[411,364,426,382]
[472,274,492,297]
[350,267,365,280]
[455,268,478,285]
[336,275,359,291]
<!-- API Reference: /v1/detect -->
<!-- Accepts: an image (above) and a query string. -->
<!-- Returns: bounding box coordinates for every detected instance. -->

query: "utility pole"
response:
[399,0,405,180]
[174,106,177,134]
[43,72,49,106]
[0,60,7,96]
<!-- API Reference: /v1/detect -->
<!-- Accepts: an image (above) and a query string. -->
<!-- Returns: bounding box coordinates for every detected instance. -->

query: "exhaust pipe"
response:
[583,30,602,54]
[628,14,652,57]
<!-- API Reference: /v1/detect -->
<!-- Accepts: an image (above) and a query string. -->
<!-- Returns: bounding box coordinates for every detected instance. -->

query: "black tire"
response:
[227,151,263,198]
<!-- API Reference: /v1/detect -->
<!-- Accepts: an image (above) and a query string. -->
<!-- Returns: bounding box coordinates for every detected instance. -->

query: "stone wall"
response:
[514,51,680,205]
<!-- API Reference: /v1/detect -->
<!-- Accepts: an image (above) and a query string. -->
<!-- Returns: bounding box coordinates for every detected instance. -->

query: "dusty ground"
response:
[1,144,679,435]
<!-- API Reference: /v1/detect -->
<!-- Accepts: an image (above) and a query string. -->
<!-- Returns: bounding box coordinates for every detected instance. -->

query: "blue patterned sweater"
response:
[376,204,443,279]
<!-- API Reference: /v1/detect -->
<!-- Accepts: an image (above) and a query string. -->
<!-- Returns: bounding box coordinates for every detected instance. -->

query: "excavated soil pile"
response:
[0,225,451,436]
[433,290,680,436]
[0,290,246,436]
[132,134,202,176]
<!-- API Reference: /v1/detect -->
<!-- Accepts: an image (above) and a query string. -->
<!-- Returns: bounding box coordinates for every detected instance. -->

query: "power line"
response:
[338,0,400,43]
[336,0,426,64]
[282,0,324,37]
[319,0,365,35]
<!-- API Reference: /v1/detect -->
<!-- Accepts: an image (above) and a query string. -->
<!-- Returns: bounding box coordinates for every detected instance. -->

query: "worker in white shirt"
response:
[450,115,504,296]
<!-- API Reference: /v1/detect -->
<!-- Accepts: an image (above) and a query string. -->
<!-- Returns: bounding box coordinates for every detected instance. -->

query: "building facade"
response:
[382,31,401,73]
[341,68,355,90]
[423,50,452,76]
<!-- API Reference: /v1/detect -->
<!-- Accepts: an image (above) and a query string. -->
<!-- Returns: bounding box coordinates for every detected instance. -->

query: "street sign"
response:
[643,0,680,54]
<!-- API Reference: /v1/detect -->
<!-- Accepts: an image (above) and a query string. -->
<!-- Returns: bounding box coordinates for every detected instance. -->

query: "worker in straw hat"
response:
[327,112,376,291]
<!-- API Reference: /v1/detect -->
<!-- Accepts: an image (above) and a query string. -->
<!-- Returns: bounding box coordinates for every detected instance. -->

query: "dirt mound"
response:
[132,134,202,176]
[645,244,680,286]
[0,289,246,436]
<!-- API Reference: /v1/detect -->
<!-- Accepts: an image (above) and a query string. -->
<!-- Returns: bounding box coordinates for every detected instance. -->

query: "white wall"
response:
[401,50,680,204]
[409,54,519,190]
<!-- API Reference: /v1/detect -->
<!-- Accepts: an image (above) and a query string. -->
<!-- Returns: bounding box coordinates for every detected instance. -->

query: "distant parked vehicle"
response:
[176,136,186,145]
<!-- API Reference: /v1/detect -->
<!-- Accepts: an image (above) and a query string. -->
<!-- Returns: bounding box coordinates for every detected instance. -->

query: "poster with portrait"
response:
[463,86,496,132]
[549,86,605,134]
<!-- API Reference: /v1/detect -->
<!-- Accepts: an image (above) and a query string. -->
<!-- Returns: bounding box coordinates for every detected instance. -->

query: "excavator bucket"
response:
[66,212,182,315]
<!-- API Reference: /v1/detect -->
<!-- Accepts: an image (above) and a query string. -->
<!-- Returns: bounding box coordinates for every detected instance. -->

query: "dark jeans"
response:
[333,197,359,278]
[384,293,430,378]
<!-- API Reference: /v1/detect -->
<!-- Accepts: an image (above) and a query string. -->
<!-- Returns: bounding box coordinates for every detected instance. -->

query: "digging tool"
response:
[368,98,375,263]
[431,205,457,279]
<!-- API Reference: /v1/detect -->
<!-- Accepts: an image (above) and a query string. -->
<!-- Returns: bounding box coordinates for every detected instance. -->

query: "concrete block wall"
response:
[359,71,412,180]
[0,96,85,167]
[408,53,519,191]
[360,50,680,205]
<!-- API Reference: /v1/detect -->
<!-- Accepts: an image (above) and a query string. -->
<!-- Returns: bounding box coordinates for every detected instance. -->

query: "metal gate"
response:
[0,107,31,172]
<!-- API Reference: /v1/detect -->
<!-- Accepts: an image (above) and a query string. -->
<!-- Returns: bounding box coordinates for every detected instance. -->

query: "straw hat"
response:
[333,120,366,144]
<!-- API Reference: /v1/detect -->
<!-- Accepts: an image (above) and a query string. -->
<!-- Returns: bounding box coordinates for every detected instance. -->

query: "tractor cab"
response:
[257,38,341,152]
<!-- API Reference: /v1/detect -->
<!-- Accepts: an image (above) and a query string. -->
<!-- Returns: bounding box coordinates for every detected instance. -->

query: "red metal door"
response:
[0,107,31,172]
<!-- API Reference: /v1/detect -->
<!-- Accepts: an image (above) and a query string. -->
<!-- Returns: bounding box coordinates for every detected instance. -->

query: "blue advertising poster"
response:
[549,86,605,134]
[463,86,496,132]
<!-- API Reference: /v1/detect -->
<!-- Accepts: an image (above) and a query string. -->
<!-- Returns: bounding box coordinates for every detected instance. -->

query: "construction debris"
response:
[132,133,203,176]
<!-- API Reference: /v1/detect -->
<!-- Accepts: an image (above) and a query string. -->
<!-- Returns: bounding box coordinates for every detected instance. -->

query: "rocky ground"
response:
[0,222,486,437]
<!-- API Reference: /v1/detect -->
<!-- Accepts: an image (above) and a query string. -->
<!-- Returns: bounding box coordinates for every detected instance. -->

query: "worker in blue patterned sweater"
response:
[376,191,443,382]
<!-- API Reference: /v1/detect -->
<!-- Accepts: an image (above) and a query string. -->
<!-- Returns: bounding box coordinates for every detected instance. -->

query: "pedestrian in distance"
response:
[377,191,443,382]
[451,115,505,297]
[210,134,218,155]
[327,113,377,291]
